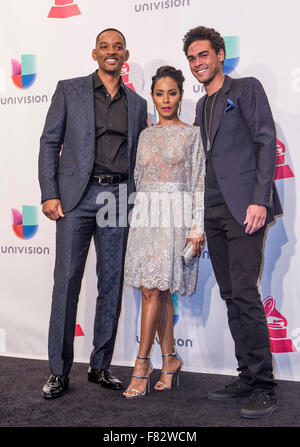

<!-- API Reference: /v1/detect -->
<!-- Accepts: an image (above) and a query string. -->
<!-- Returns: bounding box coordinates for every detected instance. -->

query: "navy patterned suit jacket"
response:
[39,73,148,212]
[194,75,283,226]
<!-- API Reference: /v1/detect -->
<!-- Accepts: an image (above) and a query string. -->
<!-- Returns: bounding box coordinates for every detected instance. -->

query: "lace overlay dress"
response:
[124,125,205,295]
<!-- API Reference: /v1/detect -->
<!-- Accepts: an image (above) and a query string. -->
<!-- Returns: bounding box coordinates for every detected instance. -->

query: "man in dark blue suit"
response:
[39,29,148,399]
[183,26,282,418]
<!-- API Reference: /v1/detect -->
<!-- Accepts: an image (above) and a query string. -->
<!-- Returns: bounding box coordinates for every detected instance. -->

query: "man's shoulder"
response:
[58,73,93,86]
[229,75,264,91]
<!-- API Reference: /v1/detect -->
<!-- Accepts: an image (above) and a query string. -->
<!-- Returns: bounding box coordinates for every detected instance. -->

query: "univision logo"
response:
[11,55,36,89]
[134,0,190,13]
[11,205,38,240]
[223,36,240,75]
[1,54,49,106]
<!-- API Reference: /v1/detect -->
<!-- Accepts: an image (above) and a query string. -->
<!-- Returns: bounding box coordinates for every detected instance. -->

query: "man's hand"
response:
[244,204,266,234]
[186,232,205,257]
[42,199,64,221]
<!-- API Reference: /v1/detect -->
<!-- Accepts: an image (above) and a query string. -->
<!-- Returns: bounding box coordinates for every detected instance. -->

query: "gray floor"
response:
[0,356,299,432]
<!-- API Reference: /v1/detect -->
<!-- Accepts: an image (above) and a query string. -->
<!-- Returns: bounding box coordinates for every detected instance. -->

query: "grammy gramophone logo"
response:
[275,139,294,180]
[263,296,297,353]
[48,0,81,19]
[75,324,84,337]
[121,63,136,92]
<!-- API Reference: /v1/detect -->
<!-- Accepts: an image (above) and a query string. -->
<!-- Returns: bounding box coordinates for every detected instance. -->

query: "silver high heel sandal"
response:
[123,355,153,399]
[154,349,183,391]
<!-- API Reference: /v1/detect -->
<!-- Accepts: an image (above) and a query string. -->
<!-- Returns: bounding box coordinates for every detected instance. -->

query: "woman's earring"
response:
[153,103,157,121]
[178,101,182,116]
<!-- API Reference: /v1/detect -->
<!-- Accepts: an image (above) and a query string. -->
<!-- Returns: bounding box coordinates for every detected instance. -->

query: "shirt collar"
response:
[93,70,125,92]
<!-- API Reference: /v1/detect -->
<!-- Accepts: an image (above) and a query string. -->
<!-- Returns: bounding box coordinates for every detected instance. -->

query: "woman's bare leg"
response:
[155,291,182,390]
[123,287,160,397]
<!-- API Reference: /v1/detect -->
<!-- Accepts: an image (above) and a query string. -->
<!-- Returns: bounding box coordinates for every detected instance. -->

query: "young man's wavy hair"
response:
[183,26,226,61]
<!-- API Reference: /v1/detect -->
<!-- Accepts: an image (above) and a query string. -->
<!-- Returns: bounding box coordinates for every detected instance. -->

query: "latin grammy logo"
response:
[263,296,297,353]
[275,139,294,180]
[75,324,84,336]
[48,0,81,19]
[121,63,136,92]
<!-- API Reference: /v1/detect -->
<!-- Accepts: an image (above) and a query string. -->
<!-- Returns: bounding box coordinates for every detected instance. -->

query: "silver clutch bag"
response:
[182,241,194,266]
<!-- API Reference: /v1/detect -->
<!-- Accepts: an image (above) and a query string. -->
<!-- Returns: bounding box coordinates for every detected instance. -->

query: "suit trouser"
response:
[48,181,129,377]
[204,203,276,391]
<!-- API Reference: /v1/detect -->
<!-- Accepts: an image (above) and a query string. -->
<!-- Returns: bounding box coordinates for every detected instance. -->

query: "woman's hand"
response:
[186,232,205,257]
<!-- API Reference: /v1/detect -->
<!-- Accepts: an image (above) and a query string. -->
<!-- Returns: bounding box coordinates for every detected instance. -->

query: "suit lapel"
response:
[125,86,135,156]
[210,75,232,148]
[197,95,207,146]
[80,73,95,136]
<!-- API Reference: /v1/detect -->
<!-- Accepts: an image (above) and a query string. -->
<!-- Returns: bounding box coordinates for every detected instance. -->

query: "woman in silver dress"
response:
[123,66,205,398]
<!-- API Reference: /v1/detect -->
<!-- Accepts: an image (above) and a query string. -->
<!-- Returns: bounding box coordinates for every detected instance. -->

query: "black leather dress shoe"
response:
[88,367,123,390]
[41,374,69,399]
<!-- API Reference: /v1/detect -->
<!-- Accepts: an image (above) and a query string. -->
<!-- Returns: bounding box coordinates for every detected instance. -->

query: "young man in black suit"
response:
[183,26,282,418]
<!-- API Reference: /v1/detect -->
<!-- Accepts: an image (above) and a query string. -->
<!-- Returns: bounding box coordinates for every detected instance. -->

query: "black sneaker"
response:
[208,378,253,401]
[240,389,279,418]
[41,374,69,399]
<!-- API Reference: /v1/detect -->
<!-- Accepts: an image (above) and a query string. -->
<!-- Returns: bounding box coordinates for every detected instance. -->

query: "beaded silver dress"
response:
[124,124,205,295]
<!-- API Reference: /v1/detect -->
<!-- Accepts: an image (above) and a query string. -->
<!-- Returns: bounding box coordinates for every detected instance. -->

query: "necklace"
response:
[204,90,219,152]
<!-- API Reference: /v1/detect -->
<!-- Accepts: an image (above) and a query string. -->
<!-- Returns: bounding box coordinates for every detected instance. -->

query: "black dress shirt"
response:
[93,70,128,175]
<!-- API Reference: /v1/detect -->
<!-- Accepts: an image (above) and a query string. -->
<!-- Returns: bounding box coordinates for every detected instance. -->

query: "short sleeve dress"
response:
[124,124,205,296]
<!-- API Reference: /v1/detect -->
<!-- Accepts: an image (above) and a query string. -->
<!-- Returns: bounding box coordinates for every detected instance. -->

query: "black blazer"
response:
[39,73,148,212]
[194,75,283,226]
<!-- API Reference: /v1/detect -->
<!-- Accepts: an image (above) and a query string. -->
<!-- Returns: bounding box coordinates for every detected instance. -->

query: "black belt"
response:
[91,173,128,185]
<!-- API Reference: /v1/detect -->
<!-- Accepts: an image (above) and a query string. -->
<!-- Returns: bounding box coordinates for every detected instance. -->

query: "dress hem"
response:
[124,280,196,296]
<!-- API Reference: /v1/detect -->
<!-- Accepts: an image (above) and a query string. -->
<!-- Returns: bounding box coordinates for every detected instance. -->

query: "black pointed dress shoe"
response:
[41,374,69,399]
[88,367,123,390]
[240,389,279,418]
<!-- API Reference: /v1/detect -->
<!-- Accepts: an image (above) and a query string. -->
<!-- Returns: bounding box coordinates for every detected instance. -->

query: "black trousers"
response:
[205,203,276,391]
